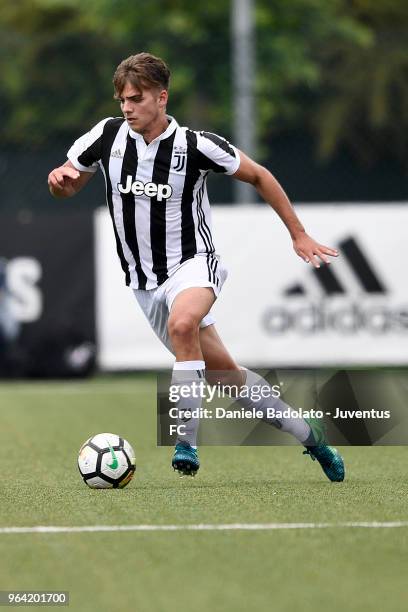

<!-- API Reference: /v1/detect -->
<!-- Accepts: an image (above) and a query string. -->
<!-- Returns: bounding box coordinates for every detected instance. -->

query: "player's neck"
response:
[140,115,170,145]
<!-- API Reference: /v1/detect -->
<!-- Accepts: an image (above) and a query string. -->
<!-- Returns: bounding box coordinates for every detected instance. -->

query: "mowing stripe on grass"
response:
[1,522,408,534]
[0,384,152,395]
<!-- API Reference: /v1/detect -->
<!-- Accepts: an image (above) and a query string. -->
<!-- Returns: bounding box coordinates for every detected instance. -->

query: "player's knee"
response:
[168,315,198,341]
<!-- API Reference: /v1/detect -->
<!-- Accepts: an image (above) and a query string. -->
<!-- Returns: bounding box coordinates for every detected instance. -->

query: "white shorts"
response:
[133,254,228,354]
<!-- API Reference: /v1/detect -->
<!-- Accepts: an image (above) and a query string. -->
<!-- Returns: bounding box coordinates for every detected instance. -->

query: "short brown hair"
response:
[113,52,170,97]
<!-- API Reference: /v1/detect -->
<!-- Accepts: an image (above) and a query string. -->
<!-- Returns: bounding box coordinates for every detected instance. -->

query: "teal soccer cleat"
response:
[303,415,345,481]
[172,442,200,477]
[303,445,345,482]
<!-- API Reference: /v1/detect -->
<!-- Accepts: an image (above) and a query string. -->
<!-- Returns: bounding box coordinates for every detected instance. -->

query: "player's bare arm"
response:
[48,160,94,199]
[233,151,338,268]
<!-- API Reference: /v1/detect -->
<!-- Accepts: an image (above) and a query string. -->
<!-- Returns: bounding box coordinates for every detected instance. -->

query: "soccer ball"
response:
[78,433,136,489]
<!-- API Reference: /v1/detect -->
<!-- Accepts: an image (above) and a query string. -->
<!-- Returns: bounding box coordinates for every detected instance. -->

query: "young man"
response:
[48,52,344,482]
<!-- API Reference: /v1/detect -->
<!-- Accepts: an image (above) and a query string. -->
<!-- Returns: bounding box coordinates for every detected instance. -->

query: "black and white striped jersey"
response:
[67,116,240,289]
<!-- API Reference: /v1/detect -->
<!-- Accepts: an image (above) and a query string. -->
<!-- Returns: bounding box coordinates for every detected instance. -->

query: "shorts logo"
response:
[118,176,173,201]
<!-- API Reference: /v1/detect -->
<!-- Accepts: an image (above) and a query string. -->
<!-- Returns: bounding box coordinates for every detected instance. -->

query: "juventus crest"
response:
[172,146,187,171]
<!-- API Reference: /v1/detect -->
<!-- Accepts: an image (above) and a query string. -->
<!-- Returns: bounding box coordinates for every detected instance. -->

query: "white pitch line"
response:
[1,522,408,534]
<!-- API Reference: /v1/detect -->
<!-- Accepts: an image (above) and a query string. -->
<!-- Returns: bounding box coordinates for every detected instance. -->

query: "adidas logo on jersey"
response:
[111,149,123,158]
[117,176,173,201]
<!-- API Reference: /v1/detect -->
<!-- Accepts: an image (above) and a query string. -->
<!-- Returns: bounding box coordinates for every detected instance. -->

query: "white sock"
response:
[238,369,313,445]
[171,360,205,448]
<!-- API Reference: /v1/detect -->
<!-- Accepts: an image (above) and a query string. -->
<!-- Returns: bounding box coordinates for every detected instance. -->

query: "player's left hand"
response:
[292,233,338,268]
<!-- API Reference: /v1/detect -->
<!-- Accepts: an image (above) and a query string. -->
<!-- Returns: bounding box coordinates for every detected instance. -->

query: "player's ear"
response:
[158,89,168,108]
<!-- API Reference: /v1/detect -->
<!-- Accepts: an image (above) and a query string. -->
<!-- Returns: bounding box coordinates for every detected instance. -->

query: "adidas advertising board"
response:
[213,205,408,366]
[96,204,408,368]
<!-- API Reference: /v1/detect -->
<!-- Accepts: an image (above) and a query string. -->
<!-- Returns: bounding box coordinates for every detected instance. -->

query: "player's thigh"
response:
[133,288,174,354]
[168,286,216,329]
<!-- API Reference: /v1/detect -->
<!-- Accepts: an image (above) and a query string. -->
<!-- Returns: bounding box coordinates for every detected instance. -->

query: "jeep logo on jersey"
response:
[117,176,173,201]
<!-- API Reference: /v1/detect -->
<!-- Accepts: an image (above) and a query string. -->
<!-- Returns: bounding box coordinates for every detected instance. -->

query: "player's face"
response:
[118,81,168,135]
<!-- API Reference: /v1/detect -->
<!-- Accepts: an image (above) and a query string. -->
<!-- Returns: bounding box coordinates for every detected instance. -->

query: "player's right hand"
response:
[48,165,80,198]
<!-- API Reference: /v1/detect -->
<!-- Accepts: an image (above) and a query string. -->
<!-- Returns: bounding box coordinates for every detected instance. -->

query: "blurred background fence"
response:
[0,0,407,376]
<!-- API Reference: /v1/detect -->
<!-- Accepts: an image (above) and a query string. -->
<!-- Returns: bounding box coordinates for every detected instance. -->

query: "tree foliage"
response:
[313,0,408,164]
[0,0,407,166]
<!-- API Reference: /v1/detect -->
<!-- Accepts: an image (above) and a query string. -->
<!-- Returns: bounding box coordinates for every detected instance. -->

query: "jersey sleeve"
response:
[195,131,241,175]
[67,118,112,173]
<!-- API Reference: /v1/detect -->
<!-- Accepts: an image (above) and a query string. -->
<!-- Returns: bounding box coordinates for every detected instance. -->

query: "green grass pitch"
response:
[0,375,407,611]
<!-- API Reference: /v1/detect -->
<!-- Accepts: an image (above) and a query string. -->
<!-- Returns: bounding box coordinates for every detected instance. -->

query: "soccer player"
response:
[48,52,344,482]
